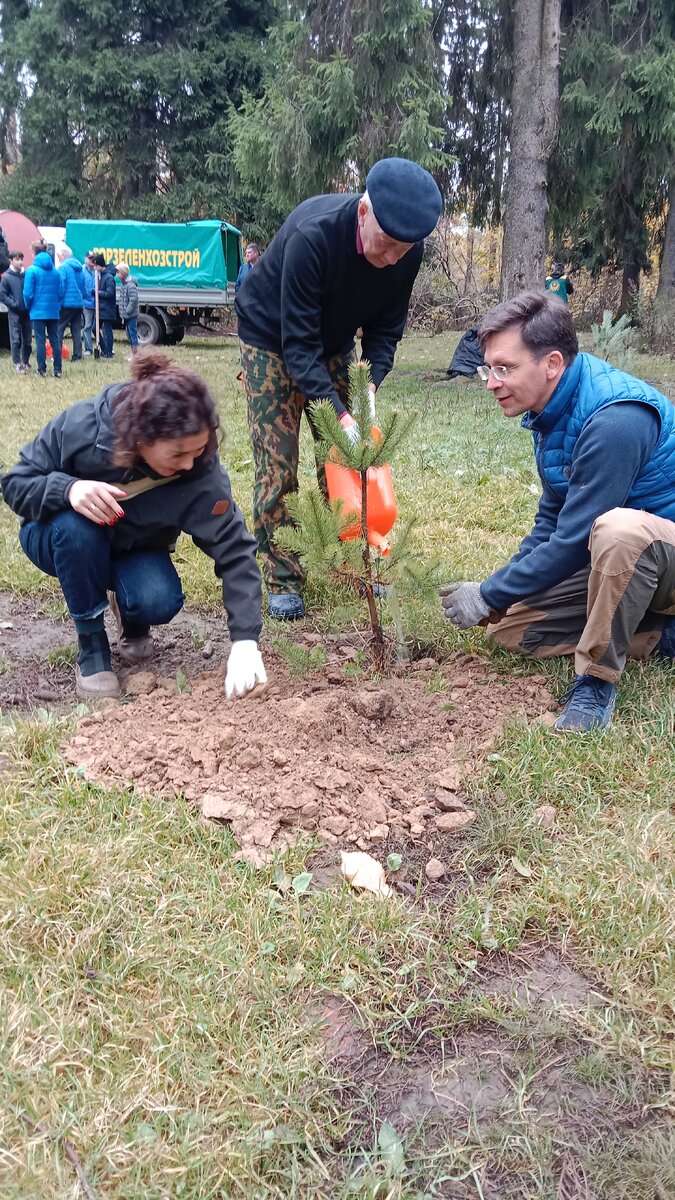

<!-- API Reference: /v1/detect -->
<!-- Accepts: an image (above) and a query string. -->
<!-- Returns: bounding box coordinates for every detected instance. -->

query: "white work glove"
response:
[439,582,491,629]
[339,412,360,445]
[368,385,377,422]
[225,640,268,699]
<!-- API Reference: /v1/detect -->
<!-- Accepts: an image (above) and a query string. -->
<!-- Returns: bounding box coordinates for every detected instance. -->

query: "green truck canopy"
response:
[65,219,242,290]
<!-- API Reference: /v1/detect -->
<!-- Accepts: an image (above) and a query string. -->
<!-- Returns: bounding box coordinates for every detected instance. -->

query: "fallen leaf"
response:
[511,856,532,878]
[291,871,313,895]
[534,804,557,829]
[378,1122,405,1177]
[340,850,392,898]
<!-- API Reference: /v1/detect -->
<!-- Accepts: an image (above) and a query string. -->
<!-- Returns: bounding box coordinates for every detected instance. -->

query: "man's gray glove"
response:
[439,582,491,629]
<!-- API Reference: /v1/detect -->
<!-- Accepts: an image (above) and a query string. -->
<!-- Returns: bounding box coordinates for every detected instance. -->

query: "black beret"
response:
[366,157,442,243]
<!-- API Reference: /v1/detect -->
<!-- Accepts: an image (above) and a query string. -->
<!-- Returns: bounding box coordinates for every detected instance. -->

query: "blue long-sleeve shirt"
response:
[480,402,661,611]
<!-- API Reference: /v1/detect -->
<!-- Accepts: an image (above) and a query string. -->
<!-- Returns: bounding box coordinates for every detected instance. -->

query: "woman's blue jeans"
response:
[20,510,185,625]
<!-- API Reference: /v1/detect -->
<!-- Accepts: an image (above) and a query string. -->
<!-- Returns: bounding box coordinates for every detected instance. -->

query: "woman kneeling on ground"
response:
[1,350,267,700]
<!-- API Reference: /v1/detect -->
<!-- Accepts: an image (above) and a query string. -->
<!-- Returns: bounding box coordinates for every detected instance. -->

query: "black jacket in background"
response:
[0,267,28,314]
[0,383,263,643]
[235,193,424,414]
[97,264,118,320]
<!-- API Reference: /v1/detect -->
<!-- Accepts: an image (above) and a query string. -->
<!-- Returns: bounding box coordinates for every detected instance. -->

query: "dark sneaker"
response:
[554,674,617,733]
[655,617,675,661]
[268,593,305,621]
[54,371,62,378]
[37,369,47,377]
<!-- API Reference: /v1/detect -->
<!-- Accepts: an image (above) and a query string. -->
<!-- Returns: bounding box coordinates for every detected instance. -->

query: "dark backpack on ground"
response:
[447,328,484,379]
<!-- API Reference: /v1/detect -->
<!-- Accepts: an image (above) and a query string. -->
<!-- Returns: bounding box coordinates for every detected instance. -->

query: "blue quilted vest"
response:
[522,353,675,521]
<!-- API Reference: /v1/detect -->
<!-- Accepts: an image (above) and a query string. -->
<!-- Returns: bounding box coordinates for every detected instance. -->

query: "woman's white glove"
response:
[225,640,268,699]
[368,385,377,422]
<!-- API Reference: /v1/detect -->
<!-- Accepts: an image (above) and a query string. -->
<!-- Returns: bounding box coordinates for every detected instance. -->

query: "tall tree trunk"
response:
[656,184,675,303]
[499,0,561,300]
[617,242,640,319]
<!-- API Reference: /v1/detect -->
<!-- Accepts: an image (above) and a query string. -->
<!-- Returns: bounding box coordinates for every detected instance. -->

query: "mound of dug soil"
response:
[63,652,555,865]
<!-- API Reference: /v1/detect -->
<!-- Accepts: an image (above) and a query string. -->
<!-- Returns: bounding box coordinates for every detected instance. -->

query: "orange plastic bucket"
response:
[325,435,397,555]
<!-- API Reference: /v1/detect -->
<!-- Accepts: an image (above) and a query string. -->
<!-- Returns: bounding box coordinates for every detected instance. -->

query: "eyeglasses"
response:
[477,356,543,383]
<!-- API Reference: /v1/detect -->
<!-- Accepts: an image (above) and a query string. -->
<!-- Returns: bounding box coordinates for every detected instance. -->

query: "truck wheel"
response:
[137,313,162,346]
[165,326,185,345]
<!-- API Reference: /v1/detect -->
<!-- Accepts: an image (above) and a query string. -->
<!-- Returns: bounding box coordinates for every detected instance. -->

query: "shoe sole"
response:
[75,678,121,699]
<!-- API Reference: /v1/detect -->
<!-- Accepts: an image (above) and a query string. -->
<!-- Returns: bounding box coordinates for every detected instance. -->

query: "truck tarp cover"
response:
[65,219,241,290]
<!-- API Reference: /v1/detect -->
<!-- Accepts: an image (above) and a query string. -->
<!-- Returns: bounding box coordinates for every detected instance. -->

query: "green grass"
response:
[0,331,674,1199]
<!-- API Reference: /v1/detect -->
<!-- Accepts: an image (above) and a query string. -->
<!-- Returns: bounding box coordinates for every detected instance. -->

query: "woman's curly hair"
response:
[112,350,220,467]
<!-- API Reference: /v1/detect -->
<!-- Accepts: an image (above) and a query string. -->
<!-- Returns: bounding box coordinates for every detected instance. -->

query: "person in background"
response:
[440,290,675,733]
[57,244,86,362]
[0,225,9,274]
[92,253,118,358]
[1,351,267,701]
[116,261,139,352]
[545,261,574,304]
[82,251,97,355]
[24,239,65,378]
[0,251,32,373]
[236,157,442,620]
[235,242,260,293]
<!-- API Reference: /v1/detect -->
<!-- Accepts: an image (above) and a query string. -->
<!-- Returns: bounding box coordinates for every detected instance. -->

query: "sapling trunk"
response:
[360,462,385,672]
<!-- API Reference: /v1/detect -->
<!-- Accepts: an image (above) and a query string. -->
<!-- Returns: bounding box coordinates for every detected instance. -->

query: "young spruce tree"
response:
[274,361,425,672]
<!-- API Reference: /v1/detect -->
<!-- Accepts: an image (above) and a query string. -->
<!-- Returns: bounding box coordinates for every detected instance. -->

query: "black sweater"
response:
[235,194,424,413]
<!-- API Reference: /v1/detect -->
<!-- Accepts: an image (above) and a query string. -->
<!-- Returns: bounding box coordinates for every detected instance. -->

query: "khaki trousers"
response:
[488,508,675,682]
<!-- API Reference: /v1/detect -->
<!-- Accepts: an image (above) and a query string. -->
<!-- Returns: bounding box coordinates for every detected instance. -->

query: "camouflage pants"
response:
[239,340,352,594]
[488,508,675,682]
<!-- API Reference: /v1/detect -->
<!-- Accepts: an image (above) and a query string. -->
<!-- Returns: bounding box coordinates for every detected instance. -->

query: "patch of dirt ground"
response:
[0,591,231,710]
[60,624,556,863]
[311,950,668,1198]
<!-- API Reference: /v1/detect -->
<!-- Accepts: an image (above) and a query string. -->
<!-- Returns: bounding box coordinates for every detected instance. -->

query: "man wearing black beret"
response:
[236,157,443,620]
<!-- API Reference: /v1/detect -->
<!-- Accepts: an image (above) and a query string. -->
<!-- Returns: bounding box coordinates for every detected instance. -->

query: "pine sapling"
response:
[274,360,420,671]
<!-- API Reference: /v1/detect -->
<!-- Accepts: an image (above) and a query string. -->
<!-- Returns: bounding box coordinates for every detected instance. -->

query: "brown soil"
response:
[312,949,665,1198]
[0,591,230,710]
[1,588,557,867]
[62,633,556,864]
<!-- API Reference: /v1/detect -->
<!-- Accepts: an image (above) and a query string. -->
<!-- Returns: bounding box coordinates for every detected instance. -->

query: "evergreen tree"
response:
[0,0,29,175]
[0,0,275,223]
[550,0,675,314]
[275,361,427,671]
[228,0,448,236]
[439,0,512,227]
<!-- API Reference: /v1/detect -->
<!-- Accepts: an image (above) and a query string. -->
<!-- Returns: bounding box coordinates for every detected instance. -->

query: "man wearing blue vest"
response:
[440,290,675,733]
